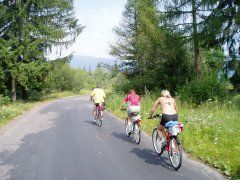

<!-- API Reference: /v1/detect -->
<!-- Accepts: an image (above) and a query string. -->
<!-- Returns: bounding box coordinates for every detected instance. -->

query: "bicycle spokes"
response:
[168,138,182,170]
[133,124,141,144]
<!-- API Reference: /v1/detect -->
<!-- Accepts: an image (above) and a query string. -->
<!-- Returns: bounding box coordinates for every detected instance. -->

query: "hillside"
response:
[70,55,117,70]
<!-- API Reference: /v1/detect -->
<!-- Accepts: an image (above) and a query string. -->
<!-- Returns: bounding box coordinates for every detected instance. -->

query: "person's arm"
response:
[121,95,128,109]
[149,98,160,119]
[138,95,141,103]
[90,90,95,101]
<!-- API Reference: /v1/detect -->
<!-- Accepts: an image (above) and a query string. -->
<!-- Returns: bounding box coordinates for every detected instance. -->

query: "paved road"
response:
[0,96,224,180]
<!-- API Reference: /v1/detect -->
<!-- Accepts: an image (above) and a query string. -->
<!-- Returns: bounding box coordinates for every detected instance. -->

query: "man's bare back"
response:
[158,97,178,115]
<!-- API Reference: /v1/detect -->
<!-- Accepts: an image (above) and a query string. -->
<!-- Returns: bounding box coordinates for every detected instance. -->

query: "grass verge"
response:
[106,93,240,179]
[0,90,89,128]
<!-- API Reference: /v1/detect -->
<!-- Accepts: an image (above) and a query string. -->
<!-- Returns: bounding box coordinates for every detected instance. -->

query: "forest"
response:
[0,0,240,178]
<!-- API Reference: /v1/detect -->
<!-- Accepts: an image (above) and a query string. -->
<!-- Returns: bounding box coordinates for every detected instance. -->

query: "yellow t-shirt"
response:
[91,88,106,103]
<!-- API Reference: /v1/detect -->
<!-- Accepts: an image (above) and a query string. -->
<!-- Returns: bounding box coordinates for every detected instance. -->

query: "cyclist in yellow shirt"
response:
[90,85,106,122]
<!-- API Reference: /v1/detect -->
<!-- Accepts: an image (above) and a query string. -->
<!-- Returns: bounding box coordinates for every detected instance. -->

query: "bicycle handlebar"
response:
[148,114,161,119]
[120,107,127,111]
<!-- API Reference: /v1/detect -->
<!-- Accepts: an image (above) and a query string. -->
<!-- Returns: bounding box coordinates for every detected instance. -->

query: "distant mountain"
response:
[70,55,117,70]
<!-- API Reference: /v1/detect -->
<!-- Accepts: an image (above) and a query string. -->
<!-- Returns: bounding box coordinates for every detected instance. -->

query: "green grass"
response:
[0,90,90,128]
[106,93,240,179]
[0,102,34,128]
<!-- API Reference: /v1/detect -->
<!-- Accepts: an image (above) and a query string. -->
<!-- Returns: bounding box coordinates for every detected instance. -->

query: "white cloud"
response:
[47,1,125,60]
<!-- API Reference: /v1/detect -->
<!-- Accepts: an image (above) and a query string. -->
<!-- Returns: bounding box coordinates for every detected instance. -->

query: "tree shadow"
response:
[130,147,175,171]
[110,132,175,171]
[0,123,58,179]
[111,132,136,144]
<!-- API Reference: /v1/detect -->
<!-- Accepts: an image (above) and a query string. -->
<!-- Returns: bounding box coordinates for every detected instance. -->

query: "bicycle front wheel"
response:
[168,137,182,170]
[133,123,141,144]
[152,128,164,156]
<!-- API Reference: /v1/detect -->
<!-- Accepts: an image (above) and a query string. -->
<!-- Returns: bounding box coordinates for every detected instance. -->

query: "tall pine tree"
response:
[0,0,83,100]
[110,0,163,75]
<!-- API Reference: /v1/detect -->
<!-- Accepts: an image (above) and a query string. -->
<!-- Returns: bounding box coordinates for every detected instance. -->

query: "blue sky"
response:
[48,0,126,59]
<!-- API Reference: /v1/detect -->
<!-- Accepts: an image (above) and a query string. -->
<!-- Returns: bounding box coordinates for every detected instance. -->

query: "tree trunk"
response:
[192,0,202,80]
[21,86,29,100]
[11,76,17,102]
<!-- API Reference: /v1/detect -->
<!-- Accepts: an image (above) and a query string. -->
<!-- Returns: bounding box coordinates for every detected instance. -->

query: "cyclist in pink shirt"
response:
[121,89,141,125]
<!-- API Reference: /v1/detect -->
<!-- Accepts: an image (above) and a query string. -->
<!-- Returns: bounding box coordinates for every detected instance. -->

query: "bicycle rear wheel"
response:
[125,118,131,137]
[152,128,164,156]
[97,110,103,127]
[98,119,102,127]
[133,123,141,144]
[168,137,182,170]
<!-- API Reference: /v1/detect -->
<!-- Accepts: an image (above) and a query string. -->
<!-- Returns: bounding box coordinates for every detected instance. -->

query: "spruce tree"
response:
[110,0,163,75]
[0,0,83,100]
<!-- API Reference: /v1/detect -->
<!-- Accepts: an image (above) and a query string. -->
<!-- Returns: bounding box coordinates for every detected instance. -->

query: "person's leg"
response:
[92,105,95,117]
[127,107,132,124]
[157,124,166,139]
[127,114,132,125]
[93,104,97,120]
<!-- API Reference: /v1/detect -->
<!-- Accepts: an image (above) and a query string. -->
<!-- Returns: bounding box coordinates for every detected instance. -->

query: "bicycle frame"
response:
[151,114,184,170]
[96,106,103,119]
[164,124,184,152]
[152,114,183,152]
[131,113,141,123]
[124,112,142,144]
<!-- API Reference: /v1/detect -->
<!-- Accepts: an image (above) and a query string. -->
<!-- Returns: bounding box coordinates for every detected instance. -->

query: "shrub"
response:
[28,90,42,101]
[111,73,132,93]
[178,74,229,104]
[0,95,10,105]
[233,94,240,109]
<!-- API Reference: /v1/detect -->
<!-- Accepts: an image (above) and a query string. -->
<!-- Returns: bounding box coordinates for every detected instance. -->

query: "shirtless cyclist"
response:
[149,90,178,138]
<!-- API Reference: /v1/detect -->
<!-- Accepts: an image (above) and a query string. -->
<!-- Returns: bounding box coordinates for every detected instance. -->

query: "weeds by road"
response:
[106,93,240,179]
[0,90,89,128]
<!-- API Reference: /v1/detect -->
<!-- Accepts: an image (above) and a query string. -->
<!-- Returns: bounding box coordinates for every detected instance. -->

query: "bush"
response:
[0,95,10,105]
[110,73,132,93]
[28,90,42,101]
[178,74,229,104]
[233,94,240,109]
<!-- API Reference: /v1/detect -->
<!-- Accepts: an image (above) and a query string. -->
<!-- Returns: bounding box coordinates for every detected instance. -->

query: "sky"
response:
[48,0,126,60]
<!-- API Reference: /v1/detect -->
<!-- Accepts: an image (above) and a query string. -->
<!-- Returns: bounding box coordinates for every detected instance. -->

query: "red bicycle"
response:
[151,114,184,170]
[125,112,141,144]
[93,103,105,127]
[121,108,141,144]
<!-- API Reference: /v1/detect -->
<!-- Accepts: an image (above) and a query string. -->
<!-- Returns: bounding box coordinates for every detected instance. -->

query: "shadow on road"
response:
[111,132,175,171]
[83,120,95,125]
[0,122,58,179]
[111,132,135,144]
[130,148,174,171]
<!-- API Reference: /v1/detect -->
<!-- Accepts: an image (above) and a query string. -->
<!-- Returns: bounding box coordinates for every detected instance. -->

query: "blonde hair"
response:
[161,90,171,98]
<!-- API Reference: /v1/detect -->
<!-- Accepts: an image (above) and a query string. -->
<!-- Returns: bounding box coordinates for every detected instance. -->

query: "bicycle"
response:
[93,103,105,127]
[121,108,141,144]
[150,114,184,170]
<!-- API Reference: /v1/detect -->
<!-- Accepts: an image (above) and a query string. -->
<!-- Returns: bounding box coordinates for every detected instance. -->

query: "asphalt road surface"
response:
[0,95,225,180]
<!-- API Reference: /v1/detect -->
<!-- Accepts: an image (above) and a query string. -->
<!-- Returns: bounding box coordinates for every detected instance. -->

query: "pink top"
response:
[124,93,141,106]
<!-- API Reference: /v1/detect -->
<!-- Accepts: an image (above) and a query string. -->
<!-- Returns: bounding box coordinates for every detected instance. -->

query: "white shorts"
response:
[128,106,140,115]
